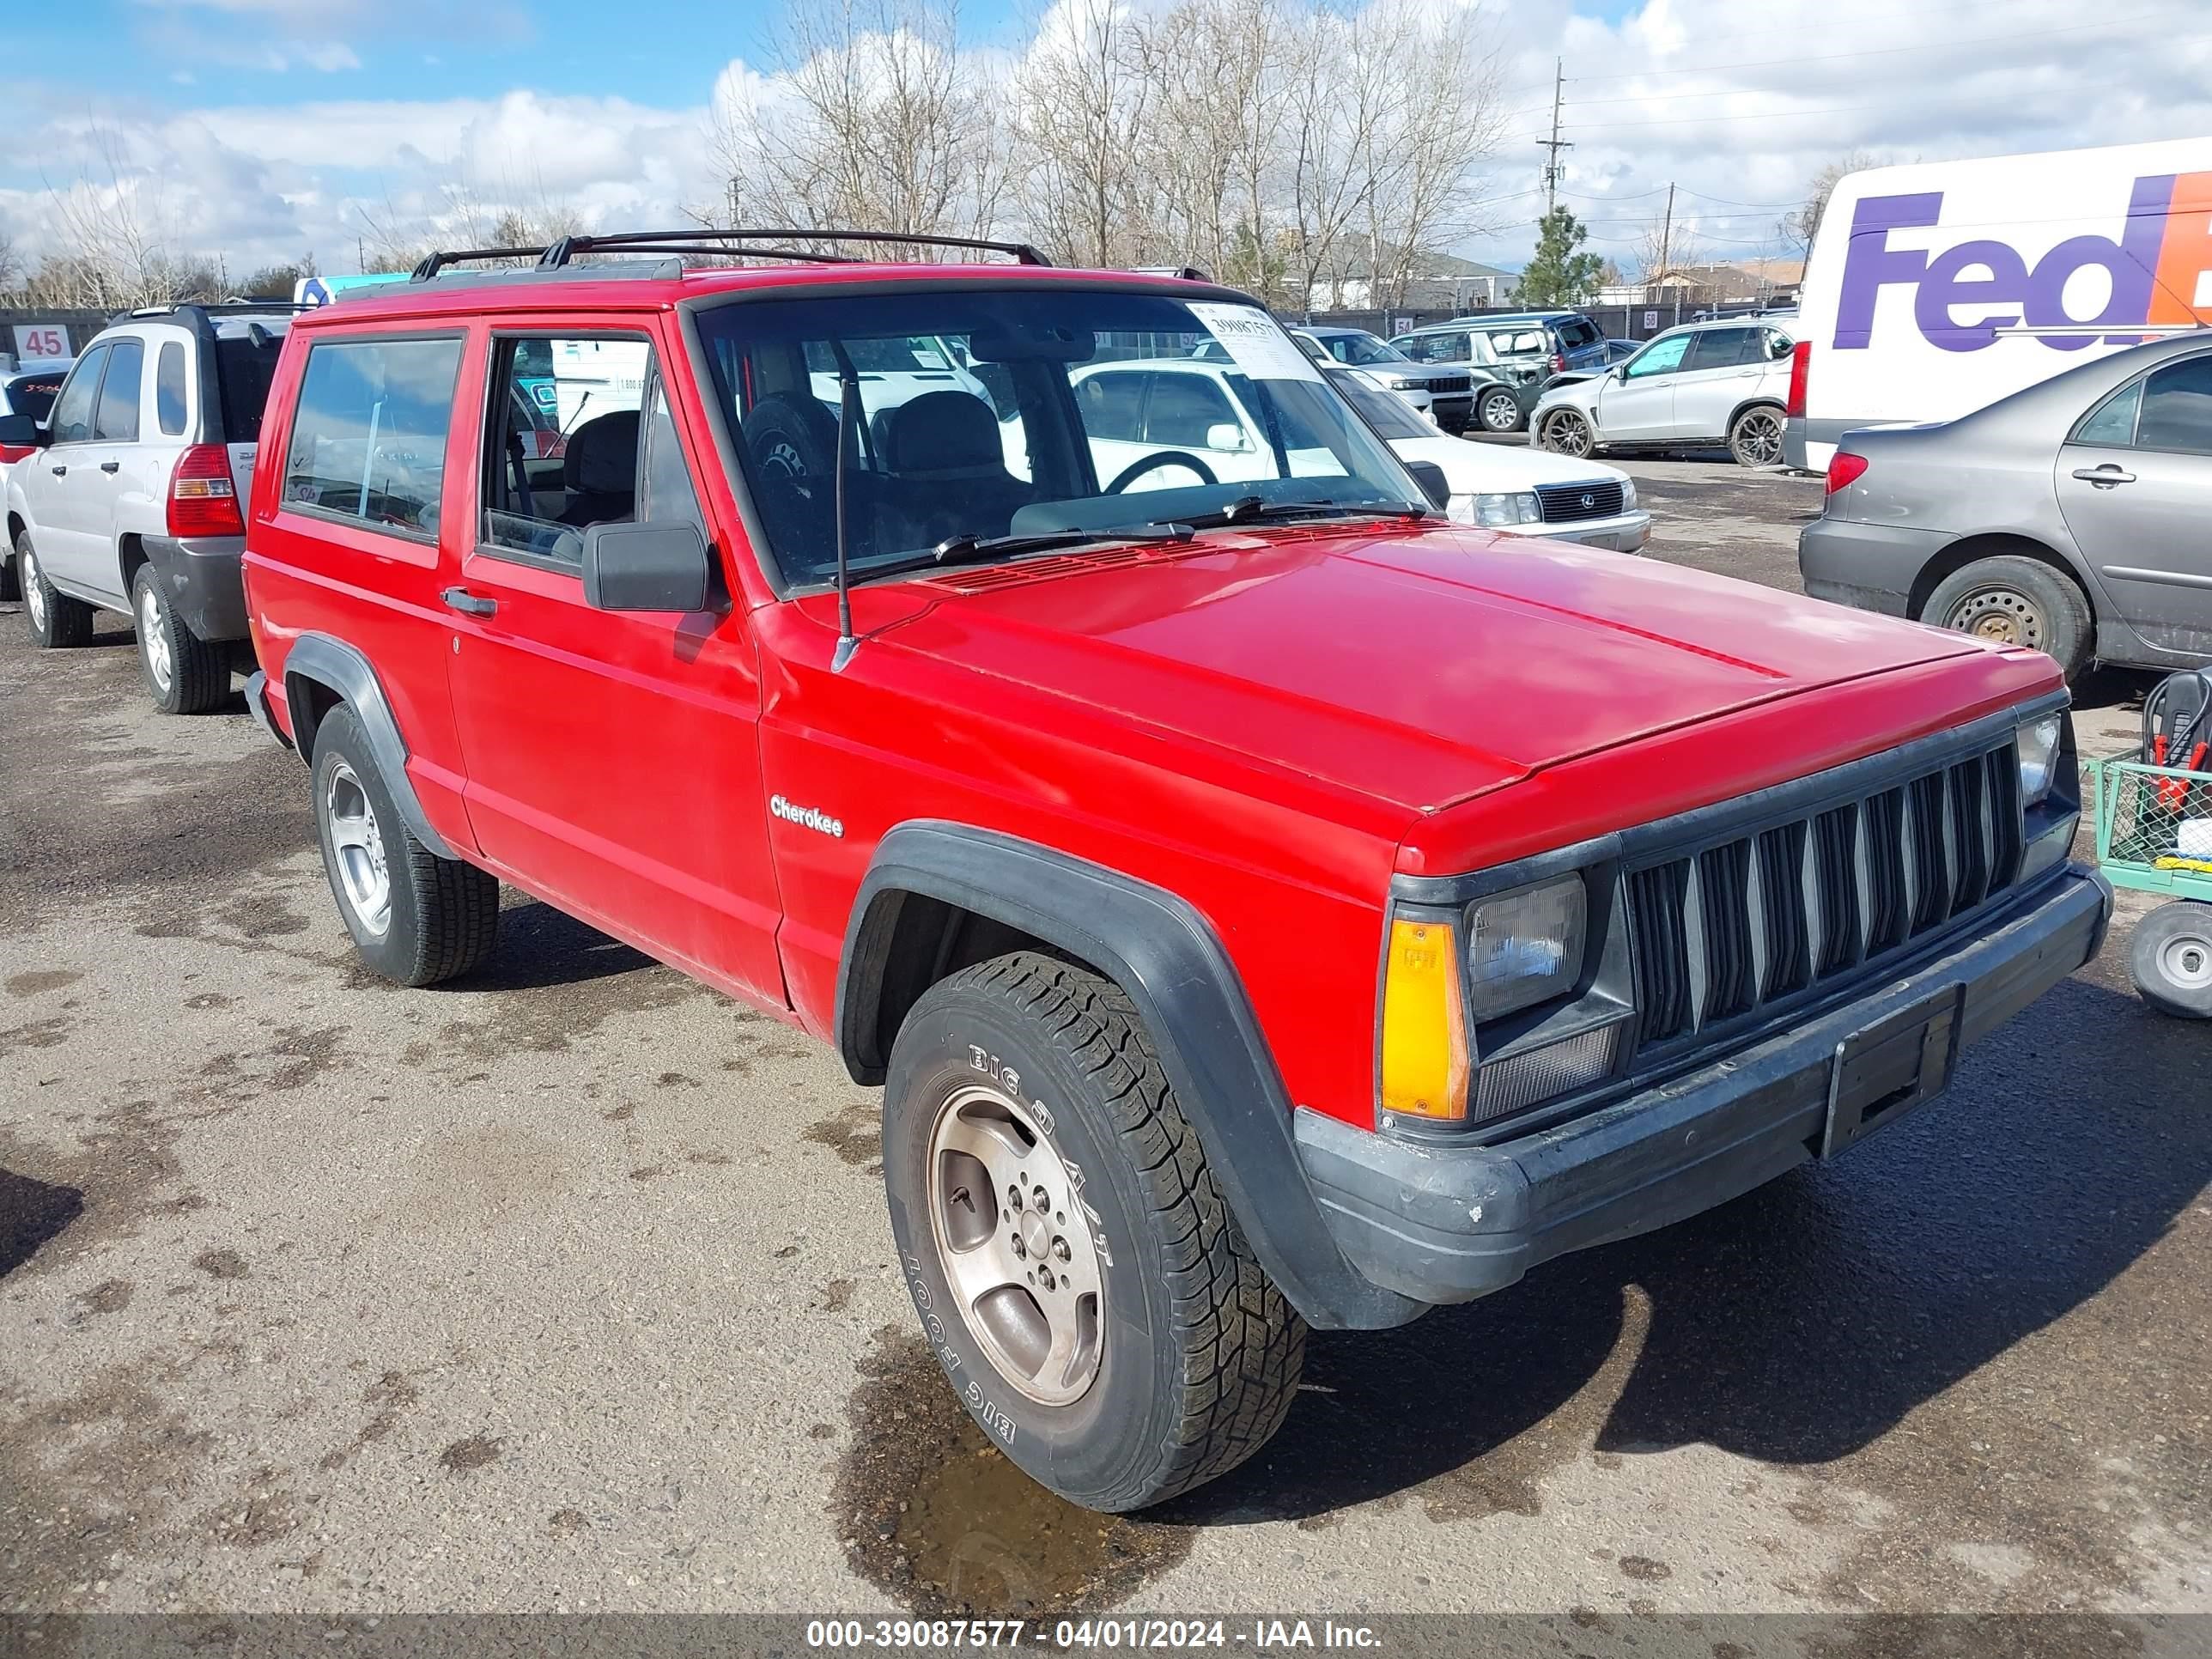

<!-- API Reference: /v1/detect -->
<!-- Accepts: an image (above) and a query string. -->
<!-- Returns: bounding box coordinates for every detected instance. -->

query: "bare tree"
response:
[27,127,214,309]
[1633,214,1705,286]
[1009,0,1156,267]
[0,231,20,295]
[1780,150,1880,261]
[713,0,1008,253]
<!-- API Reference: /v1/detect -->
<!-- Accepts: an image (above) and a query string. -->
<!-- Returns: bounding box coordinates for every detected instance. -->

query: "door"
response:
[1666,325,1767,441]
[442,325,786,1005]
[2056,353,2212,660]
[23,343,109,588]
[1594,331,1689,439]
[80,335,149,603]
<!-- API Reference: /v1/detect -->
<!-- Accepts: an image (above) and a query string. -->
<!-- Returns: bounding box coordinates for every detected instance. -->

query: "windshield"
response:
[1324,332,1406,368]
[1328,373,1431,441]
[696,289,1423,586]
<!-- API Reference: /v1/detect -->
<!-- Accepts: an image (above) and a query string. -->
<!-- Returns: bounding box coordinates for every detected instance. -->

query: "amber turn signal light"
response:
[1379,916,1471,1121]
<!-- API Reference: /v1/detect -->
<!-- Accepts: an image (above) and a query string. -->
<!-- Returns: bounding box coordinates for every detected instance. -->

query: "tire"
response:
[309,705,500,987]
[1479,386,1524,434]
[1539,408,1595,459]
[131,563,232,714]
[2129,902,2212,1019]
[1920,555,2093,682]
[882,951,1306,1512]
[1729,404,1785,469]
[0,548,18,603]
[17,531,94,648]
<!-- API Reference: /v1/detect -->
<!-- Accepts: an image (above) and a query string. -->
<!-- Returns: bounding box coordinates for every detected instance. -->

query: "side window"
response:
[637,377,707,533]
[94,339,143,442]
[1763,330,1795,362]
[1144,374,1237,447]
[1685,329,1759,372]
[156,342,189,437]
[1559,318,1601,348]
[2135,356,2212,455]
[283,336,463,538]
[48,345,108,444]
[2073,380,2143,448]
[483,334,653,566]
[1626,334,1692,379]
[1076,372,1146,442]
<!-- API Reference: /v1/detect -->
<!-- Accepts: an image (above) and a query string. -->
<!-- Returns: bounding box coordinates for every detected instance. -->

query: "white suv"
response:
[1530,318,1795,470]
[1,303,295,711]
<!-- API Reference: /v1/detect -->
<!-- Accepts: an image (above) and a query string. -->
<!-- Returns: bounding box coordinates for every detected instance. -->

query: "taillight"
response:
[1551,351,1567,374]
[0,444,32,465]
[1786,339,1811,418]
[168,444,244,538]
[1826,452,1868,494]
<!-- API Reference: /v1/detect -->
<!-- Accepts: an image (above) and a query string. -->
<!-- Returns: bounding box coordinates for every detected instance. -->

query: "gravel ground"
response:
[2,461,2207,1639]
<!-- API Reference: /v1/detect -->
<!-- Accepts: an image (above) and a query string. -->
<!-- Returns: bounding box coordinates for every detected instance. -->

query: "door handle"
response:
[100,460,120,474]
[50,464,65,476]
[441,586,498,617]
[2071,466,2136,487]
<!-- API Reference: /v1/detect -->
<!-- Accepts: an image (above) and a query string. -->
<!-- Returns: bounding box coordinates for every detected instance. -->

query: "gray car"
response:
[1799,332,2212,681]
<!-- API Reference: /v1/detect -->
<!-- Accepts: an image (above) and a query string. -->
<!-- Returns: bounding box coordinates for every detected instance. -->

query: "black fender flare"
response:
[837,821,1419,1331]
[281,633,459,860]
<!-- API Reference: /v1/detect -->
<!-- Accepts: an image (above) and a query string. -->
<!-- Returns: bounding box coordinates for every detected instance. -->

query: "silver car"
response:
[1799,332,2212,681]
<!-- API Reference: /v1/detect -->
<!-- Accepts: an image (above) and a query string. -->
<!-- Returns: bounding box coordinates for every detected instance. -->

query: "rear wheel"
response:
[1728,404,1785,468]
[1539,408,1595,458]
[131,564,232,714]
[18,532,94,648]
[2130,902,2212,1019]
[310,705,500,986]
[0,547,17,603]
[1921,555,2093,681]
[882,951,1305,1512]
[1479,387,1524,434]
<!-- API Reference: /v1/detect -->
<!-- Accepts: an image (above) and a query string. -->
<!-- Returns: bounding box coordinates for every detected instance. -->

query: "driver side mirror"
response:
[0,413,48,448]
[1204,422,1253,453]
[581,520,714,612]
[1403,459,1451,512]
[1613,364,1631,382]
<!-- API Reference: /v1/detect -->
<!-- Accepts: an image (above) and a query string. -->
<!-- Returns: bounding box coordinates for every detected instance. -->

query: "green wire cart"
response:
[2087,753,2212,1018]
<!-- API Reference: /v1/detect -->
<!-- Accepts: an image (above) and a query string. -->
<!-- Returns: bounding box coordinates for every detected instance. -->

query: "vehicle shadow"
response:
[0,1166,85,1278]
[1167,974,2206,1524]
[461,899,660,992]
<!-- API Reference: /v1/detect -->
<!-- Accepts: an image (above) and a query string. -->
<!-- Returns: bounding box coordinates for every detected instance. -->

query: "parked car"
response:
[1384,323,1546,433]
[1448,310,1614,379]
[1289,325,1480,433]
[1326,368,1650,551]
[1530,318,1796,469]
[1786,137,2212,472]
[0,364,70,599]
[240,229,2106,1516]
[0,303,295,710]
[1800,332,2212,682]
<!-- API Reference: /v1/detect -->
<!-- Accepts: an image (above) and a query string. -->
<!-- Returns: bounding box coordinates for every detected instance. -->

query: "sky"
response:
[4,0,2210,282]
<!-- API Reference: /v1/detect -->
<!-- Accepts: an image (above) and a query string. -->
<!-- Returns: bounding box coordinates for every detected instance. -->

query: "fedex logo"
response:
[1835,172,2212,352]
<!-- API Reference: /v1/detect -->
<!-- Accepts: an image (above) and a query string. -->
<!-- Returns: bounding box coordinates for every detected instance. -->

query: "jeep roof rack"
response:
[406,227,1053,284]
[120,299,311,324]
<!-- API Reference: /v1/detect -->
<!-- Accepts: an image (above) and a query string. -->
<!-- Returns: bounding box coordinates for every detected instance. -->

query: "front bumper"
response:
[1296,866,2111,1307]
[143,534,247,641]
[1429,394,1474,430]
[1515,511,1651,554]
[1798,516,1950,617]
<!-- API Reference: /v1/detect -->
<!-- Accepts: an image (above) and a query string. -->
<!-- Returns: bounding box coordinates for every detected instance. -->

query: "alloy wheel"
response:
[927,1082,1106,1407]
[23,549,46,631]
[324,760,393,938]
[1543,411,1592,458]
[139,586,173,691]
[1733,409,1784,467]
[1481,391,1521,432]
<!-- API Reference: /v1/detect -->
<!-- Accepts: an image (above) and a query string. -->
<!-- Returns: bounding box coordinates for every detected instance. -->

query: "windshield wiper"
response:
[864,524,1195,583]
[1158,496,1431,531]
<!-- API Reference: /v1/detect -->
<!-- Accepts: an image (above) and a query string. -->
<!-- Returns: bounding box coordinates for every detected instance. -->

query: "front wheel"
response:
[2130,902,2212,1019]
[1729,404,1785,469]
[882,952,1305,1512]
[1479,387,1524,434]
[1539,408,1595,458]
[18,532,94,648]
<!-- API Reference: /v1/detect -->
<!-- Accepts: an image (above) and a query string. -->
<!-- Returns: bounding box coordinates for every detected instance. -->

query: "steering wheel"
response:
[1106,451,1218,494]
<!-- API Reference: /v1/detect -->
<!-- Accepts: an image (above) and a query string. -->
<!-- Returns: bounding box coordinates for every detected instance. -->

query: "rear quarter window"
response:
[282,335,465,538]
[216,335,284,442]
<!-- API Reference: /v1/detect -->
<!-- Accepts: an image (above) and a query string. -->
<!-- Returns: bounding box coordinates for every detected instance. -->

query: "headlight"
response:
[1384,376,1418,392]
[2018,713,2064,804]
[1447,494,1477,525]
[1467,875,1586,1022]
[1474,492,1541,527]
[1620,477,1638,511]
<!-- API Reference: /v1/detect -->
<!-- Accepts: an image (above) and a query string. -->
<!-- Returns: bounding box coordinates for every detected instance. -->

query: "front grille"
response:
[1625,738,2023,1054]
[1425,374,1474,395]
[1533,480,1626,523]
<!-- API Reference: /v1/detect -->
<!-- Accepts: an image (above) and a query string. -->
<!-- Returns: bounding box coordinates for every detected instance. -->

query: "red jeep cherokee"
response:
[240,231,2110,1513]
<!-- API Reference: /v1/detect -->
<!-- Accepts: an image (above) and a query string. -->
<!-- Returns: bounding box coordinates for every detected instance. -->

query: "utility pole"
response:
[1537,58,1571,216]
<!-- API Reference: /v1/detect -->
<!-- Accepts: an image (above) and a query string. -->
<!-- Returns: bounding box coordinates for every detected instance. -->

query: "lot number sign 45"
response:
[13,325,70,362]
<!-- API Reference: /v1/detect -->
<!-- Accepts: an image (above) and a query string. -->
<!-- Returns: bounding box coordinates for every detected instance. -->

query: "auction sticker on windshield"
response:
[1187,302,1322,381]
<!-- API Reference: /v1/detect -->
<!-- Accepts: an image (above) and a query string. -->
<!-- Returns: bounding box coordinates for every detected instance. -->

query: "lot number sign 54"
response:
[13,325,70,362]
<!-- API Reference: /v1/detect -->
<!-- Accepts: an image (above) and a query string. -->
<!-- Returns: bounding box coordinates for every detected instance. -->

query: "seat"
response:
[557,409,641,527]
[877,391,1032,550]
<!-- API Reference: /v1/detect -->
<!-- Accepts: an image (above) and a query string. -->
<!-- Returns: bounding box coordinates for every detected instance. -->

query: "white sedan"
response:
[1328,369,1651,552]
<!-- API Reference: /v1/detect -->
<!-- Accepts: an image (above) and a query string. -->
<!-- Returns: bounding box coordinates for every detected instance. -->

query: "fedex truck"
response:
[1787,138,2212,471]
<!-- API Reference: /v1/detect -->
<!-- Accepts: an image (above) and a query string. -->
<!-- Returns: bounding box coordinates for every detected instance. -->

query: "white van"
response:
[1787,137,2212,471]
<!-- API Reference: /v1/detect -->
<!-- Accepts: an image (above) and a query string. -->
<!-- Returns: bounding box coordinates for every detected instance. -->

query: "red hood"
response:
[858,525,2014,817]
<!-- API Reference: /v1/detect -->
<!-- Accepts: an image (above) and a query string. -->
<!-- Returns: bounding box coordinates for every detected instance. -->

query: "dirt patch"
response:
[1620,1555,1673,1582]
[66,1279,135,1321]
[440,1434,502,1474]
[191,1249,247,1280]
[834,1328,1190,1617]
[216,892,311,939]
[549,1507,587,1534]
[318,1370,422,1472]
[0,1016,74,1057]
[805,1103,883,1169]
[7,970,82,998]
[818,1278,857,1313]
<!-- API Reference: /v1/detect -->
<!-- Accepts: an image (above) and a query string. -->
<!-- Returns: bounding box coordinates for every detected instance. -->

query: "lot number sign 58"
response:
[12,325,70,362]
